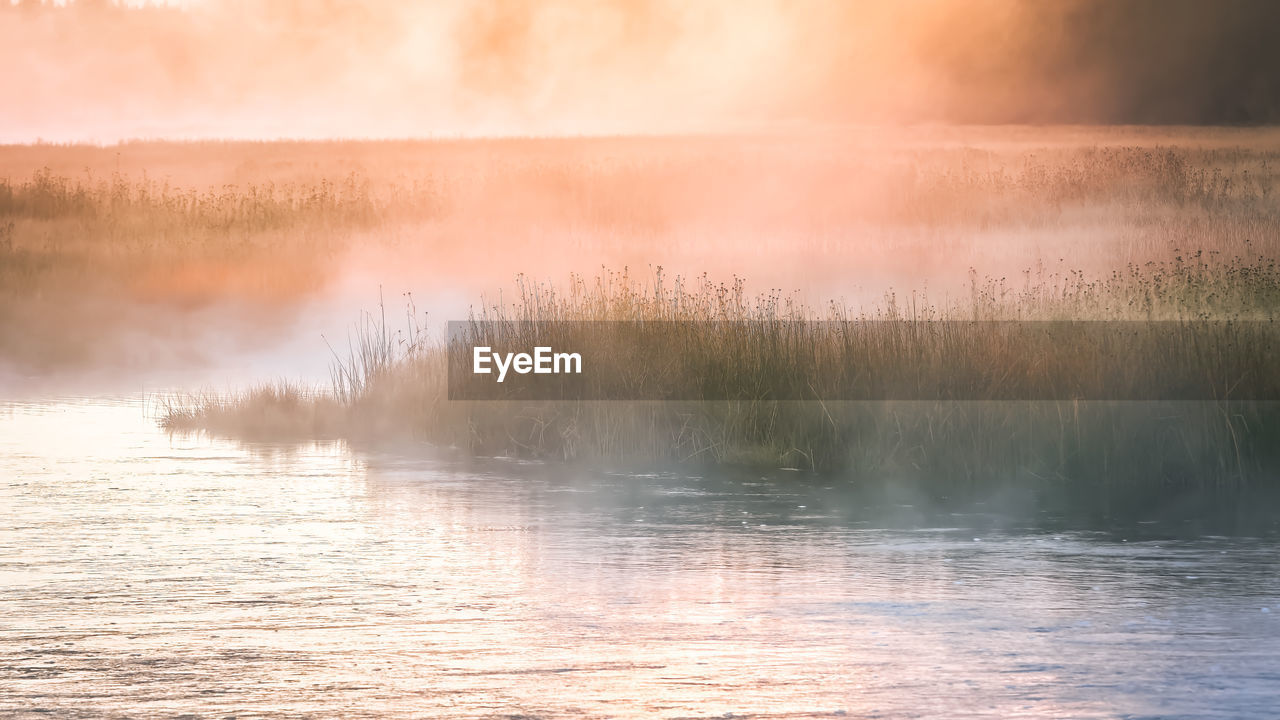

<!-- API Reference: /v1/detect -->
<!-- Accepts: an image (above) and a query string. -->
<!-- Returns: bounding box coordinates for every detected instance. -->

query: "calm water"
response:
[2,396,1279,719]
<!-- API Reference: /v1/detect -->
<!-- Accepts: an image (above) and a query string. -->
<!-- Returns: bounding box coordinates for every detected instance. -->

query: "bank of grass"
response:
[163,256,1280,500]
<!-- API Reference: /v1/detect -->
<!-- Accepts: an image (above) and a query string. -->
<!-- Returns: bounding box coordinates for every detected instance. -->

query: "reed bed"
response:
[9,133,1280,495]
[163,257,1280,502]
[7,136,1278,371]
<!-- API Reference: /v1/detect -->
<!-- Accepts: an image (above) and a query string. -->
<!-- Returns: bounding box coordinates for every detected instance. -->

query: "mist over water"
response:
[7,126,1277,396]
[3,398,1280,718]
[2,127,1278,715]
[3,1,1280,712]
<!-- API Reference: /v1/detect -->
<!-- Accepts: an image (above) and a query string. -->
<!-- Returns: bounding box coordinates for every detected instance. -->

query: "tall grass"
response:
[164,257,1280,503]
[4,133,1279,375]
[0,168,442,247]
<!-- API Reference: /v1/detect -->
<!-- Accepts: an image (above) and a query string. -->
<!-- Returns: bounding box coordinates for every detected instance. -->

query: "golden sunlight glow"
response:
[4,0,1276,141]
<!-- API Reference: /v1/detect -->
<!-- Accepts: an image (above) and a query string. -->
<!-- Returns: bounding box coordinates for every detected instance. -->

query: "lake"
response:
[3,396,1278,718]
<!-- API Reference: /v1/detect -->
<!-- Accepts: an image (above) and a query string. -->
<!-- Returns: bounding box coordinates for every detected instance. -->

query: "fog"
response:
[2,0,1278,142]
[3,1,1278,429]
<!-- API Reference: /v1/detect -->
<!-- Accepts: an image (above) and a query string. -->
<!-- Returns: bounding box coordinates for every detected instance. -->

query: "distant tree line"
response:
[938,0,1280,124]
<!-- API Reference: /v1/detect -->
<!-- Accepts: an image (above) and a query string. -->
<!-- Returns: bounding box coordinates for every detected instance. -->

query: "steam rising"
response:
[2,0,1277,142]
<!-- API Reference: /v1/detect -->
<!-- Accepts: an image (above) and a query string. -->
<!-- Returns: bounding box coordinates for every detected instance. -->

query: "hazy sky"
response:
[2,0,1277,141]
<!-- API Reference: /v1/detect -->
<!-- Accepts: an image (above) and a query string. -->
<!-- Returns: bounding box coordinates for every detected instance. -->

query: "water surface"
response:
[2,397,1279,718]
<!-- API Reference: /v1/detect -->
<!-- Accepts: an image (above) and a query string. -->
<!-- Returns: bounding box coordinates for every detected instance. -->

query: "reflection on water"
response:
[2,397,1279,718]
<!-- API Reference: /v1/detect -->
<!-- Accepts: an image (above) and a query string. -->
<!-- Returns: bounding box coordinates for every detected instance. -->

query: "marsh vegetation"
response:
[5,130,1279,369]
[160,254,1280,506]
[4,129,1280,503]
